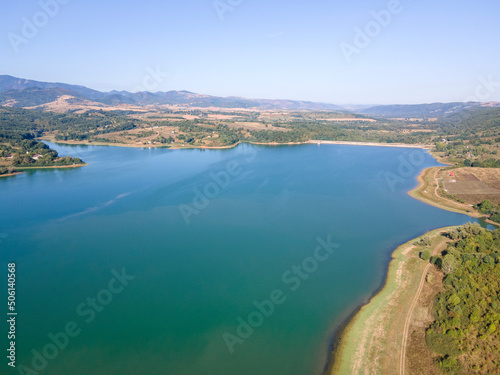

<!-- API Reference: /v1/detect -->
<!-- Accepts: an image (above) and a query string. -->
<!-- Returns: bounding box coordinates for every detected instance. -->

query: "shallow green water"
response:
[1,143,479,375]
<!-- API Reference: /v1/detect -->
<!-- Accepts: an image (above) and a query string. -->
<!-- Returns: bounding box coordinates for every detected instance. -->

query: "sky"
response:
[1,0,499,105]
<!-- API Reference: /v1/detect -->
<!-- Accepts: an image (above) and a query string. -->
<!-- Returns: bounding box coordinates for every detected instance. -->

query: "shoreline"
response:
[408,166,499,227]
[309,140,431,149]
[327,226,458,375]
[0,163,88,180]
[326,164,499,374]
[45,138,430,150]
[322,261,393,374]
[45,138,243,150]
[0,139,434,184]
[16,163,88,170]
[0,171,23,178]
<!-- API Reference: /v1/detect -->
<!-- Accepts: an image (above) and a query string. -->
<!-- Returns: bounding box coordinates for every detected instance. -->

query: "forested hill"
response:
[359,102,500,118]
[437,107,500,135]
[0,106,138,140]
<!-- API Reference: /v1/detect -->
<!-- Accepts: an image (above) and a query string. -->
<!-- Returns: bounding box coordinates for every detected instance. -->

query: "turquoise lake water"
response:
[1,143,480,375]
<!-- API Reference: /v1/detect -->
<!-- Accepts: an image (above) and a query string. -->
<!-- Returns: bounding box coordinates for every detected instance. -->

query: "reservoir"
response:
[0,143,478,375]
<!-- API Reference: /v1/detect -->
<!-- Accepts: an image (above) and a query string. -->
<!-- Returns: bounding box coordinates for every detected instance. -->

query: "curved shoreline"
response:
[46,138,429,150]
[0,171,23,178]
[16,163,88,170]
[408,166,499,227]
[309,140,431,149]
[322,247,394,373]
[326,226,458,375]
[0,164,88,180]
[326,164,499,374]
[408,166,479,217]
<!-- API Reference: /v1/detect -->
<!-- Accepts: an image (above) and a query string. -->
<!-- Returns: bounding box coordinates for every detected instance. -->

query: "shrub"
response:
[474,200,496,215]
[426,331,461,356]
[437,356,462,374]
[420,249,431,261]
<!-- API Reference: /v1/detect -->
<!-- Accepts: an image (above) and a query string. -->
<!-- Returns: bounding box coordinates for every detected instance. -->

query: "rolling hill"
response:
[0,75,499,116]
[0,75,344,110]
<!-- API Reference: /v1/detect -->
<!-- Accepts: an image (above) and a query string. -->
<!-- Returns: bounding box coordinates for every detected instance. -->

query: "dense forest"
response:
[0,107,90,172]
[425,223,500,374]
[431,107,500,166]
[0,107,138,140]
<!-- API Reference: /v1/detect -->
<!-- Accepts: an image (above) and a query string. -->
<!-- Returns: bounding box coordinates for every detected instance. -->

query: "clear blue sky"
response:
[1,0,499,104]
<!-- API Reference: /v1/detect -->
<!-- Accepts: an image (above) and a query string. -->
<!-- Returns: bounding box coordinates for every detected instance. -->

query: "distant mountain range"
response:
[0,75,499,116]
[0,75,345,111]
[357,102,498,118]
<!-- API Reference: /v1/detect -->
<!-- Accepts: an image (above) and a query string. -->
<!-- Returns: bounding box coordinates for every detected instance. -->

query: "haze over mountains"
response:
[1,75,499,117]
[0,75,346,111]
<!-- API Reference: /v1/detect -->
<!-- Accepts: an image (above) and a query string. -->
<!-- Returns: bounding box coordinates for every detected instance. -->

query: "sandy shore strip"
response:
[0,172,23,178]
[45,138,431,150]
[327,227,457,375]
[309,140,431,149]
[49,139,306,149]
[44,139,171,148]
[16,163,88,170]
[44,138,243,150]
[249,141,306,146]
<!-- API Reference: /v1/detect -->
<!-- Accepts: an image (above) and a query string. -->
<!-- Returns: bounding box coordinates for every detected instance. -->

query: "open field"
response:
[438,167,500,205]
[409,167,482,217]
[329,228,456,375]
[409,167,500,228]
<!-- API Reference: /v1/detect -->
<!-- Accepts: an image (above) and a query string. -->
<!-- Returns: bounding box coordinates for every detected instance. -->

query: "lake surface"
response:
[1,143,479,375]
